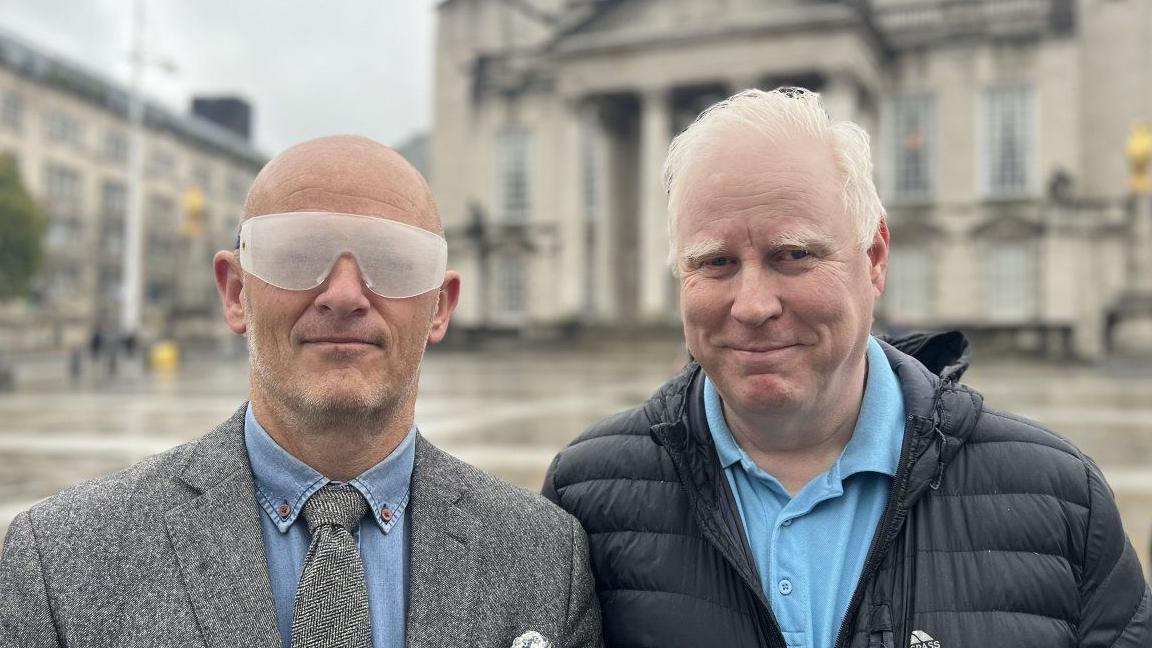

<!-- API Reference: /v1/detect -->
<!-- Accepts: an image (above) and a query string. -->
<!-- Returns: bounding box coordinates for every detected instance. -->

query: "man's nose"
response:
[729,267,784,327]
[314,255,371,315]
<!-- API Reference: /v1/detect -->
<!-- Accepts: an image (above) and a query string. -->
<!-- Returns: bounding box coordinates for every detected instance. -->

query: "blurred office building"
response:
[433,0,1152,359]
[0,30,264,352]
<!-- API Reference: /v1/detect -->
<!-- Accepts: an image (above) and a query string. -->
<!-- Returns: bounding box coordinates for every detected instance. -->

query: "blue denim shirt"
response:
[706,337,905,648]
[244,403,415,648]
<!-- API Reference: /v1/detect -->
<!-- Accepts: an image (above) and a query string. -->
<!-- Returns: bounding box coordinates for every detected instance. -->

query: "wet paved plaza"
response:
[1,340,1150,575]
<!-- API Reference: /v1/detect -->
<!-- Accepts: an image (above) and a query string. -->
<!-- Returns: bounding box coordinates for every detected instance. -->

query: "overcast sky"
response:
[0,0,440,155]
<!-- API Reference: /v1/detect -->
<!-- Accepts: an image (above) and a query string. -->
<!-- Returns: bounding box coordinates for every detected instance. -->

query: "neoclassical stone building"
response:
[432,0,1152,358]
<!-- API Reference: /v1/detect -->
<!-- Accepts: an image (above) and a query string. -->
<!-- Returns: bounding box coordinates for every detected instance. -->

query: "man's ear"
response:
[427,271,461,345]
[868,213,890,297]
[214,250,247,335]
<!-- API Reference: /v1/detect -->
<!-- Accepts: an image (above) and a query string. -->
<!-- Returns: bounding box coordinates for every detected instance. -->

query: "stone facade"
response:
[0,30,264,352]
[432,0,1152,358]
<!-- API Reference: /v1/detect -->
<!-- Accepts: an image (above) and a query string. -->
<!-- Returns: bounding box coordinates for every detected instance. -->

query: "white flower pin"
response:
[511,630,551,648]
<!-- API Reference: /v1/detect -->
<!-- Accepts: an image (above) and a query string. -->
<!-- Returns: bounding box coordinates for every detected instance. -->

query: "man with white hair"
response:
[544,88,1149,648]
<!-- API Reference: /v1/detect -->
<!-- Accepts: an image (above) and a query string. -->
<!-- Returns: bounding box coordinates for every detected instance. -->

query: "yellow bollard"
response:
[150,341,180,373]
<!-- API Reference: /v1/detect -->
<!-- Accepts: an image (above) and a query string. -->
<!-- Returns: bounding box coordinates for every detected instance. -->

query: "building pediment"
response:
[887,210,945,242]
[970,206,1045,240]
[549,0,868,57]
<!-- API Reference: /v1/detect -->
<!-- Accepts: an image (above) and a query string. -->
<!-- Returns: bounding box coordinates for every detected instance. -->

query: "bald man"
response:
[0,136,602,648]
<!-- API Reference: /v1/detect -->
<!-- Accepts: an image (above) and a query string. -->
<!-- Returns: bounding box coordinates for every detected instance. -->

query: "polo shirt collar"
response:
[706,376,746,471]
[836,337,903,480]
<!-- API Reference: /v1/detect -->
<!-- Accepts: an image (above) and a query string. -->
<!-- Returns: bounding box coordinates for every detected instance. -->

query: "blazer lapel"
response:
[406,436,480,648]
[165,407,281,648]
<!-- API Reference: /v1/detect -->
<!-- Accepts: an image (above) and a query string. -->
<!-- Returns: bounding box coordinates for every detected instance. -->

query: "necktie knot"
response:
[292,483,372,647]
[301,484,368,534]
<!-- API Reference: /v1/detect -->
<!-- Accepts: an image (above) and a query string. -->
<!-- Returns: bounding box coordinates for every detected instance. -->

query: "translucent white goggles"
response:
[237,212,448,298]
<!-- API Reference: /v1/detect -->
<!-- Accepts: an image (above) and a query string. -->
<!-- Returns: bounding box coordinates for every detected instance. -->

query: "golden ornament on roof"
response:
[1127,122,1152,194]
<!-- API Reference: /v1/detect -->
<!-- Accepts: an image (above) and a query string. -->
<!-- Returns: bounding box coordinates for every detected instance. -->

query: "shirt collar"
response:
[705,376,746,471]
[243,402,417,535]
[704,336,904,481]
[836,337,904,480]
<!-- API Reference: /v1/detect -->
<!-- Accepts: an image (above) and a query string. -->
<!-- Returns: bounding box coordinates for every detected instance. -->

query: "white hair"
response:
[662,87,884,266]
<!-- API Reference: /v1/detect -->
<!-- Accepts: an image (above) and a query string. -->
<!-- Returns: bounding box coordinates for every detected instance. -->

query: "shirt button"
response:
[779,579,793,596]
[277,502,291,518]
[781,518,793,527]
[380,507,393,523]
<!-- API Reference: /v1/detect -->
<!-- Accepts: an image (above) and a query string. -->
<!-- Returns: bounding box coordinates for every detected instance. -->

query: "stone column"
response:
[578,100,616,321]
[555,96,589,324]
[639,86,673,321]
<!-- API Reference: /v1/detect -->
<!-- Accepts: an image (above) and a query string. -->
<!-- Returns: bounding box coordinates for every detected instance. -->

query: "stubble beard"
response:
[243,302,423,437]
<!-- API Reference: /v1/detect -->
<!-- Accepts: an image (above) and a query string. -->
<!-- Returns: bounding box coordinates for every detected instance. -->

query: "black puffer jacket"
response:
[544,333,1151,647]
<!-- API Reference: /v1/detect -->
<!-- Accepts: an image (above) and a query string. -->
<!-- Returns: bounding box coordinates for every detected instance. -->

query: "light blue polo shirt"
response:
[706,336,904,648]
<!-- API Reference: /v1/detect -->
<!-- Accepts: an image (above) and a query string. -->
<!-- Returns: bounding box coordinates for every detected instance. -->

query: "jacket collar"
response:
[163,407,488,648]
[405,436,482,648]
[648,332,984,507]
[880,336,983,505]
[165,405,282,648]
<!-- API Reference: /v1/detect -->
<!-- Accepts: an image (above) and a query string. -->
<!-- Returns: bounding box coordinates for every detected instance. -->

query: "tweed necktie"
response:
[291,484,372,648]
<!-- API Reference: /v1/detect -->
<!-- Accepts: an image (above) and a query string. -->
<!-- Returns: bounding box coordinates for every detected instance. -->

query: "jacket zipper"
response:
[656,420,788,648]
[832,415,923,648]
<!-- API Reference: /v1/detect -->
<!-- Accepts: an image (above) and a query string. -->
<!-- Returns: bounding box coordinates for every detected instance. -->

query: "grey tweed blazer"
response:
[0,407,602,648]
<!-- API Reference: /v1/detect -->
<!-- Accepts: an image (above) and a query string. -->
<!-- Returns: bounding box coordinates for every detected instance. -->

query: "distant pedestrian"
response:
[87,329,103,360]
[67,347,81,382]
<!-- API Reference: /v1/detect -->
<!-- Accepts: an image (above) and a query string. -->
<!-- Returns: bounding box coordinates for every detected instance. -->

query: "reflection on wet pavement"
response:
[1,341,1149,576]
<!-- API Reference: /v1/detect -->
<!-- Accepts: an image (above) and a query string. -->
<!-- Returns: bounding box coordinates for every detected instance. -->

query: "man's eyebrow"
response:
[678,239,726,266]
[767,232,836,251]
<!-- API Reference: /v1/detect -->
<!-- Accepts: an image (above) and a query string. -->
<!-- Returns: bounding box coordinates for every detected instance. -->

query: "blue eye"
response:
[782,249,811,261]
[706,257,733,267]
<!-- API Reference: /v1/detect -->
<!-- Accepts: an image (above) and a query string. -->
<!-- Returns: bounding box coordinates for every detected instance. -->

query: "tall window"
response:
[1,92,23,131]
[148,148,176,178]
[147,194,179,260]
[580,120,599,224]
[496,129,532,223]
[984,86,1033,197]
[100,181,126,255]
[44,164,82,217]
[101,181,127,219]
[44,109,83,146]
[984,242,1036,321]
[891,95,934,200]
[104,130,128,164]
[192,163,213,193]
[581,117,600,314]
[885,246,935,321]
[497,255,526,320]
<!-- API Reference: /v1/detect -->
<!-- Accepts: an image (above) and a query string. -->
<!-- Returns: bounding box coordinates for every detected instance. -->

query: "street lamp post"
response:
[118,0,146,356]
